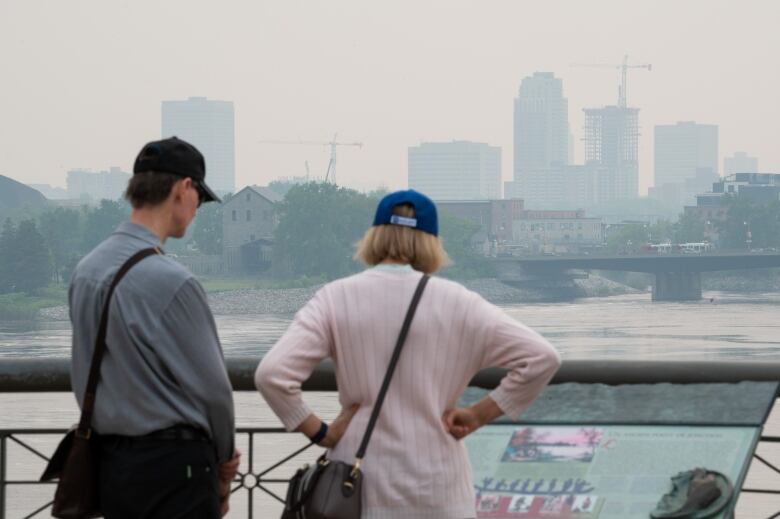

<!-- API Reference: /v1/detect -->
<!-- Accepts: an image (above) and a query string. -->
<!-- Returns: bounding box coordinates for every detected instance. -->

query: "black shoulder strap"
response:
[76,247,161,436]
[355,273,430,460]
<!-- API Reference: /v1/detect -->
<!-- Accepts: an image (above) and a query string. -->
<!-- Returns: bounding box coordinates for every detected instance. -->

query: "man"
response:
[70,137,239,518]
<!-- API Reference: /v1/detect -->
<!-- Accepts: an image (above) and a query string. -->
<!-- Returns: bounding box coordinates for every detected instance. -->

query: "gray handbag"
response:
[282,274,430,519]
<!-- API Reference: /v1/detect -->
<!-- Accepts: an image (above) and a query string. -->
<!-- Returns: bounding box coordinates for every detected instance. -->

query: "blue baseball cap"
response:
[373,190,438,236]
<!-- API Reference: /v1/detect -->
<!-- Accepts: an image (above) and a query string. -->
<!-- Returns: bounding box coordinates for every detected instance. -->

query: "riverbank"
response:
[0,286,67,321]
[33,270,780,322]
[32,274,639,321]
[12,269,780,322]
[597,269,780,293]
[203,274,641,314]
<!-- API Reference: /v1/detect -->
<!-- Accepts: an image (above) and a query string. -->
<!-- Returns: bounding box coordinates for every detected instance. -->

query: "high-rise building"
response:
[583,106,640,202]
[513,72,569,177]
[507,164,610,210]
[652,121,718,207]
[408,141,501,201]
[724,151,758,176]
[66,167,130,202]
[161,97,235,195]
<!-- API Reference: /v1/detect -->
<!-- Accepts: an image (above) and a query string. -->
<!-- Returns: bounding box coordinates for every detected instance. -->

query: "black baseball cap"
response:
[133,136,221,203]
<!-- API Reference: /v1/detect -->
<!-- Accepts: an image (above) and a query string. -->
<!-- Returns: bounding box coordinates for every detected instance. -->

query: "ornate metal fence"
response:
[2,358,780,518]
[0,427,322,519]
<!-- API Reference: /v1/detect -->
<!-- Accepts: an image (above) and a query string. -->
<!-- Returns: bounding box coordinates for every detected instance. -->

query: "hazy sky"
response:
[1,0,778,195]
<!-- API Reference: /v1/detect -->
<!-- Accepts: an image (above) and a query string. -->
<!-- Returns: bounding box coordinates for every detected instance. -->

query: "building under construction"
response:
[583,105,640,202]
[578,55,649,203]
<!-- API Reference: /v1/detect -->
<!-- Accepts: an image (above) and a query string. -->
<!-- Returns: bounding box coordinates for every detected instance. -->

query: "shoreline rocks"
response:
[207,286,322,315]
[702,272,780,292]
[37,306,69,321]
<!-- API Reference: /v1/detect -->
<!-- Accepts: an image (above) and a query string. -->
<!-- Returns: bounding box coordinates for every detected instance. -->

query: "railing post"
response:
[0,434,6,519]
[248,432,254,519]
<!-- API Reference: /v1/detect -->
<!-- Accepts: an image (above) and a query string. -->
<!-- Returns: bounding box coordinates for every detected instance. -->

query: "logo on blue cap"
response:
[373,190,438,236]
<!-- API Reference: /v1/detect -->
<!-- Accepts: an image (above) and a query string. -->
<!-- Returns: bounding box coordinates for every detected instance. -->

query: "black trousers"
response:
[99,435,220,519]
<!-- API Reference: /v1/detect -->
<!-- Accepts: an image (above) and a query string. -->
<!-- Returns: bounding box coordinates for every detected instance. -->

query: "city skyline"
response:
[1,0,777,195]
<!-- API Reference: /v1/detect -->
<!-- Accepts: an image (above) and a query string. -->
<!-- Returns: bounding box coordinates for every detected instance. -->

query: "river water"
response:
[3,292,780,360]
[2,291,780,517]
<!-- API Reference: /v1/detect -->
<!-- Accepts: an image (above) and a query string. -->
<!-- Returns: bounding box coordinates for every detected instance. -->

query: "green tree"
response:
[11,219,51,293]
[0,219,16,293]
[191,193,230,254]
[273,182,375,278]
[714,195,780,250]
[81,200,130,252]
[718,195,757,249]
[646,220,675,244]
[673,213,705,244]
[38,207,82,282]
[605,224,651,253]
[268,180,298,198]
[761,201,780,249]
[438,212,492,278]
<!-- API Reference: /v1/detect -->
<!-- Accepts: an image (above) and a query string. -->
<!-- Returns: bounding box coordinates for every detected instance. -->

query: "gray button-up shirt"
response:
[69,222,234,462]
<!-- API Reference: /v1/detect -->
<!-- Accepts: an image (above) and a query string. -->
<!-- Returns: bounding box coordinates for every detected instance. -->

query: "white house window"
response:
[246,210,251,221]
[232,210,237,222]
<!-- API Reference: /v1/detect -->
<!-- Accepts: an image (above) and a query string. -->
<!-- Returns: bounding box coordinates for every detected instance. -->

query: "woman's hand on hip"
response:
[320,404,360,448]
[443,397,503,440]
[442,408,482,440]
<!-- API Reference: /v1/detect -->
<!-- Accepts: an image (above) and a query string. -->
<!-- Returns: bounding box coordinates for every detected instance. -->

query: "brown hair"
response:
[355,204,450,274]
[124,171,181,209]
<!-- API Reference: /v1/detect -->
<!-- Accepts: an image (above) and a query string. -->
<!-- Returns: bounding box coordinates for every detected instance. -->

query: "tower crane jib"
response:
[572,55,652,108]
[257,135,363,184]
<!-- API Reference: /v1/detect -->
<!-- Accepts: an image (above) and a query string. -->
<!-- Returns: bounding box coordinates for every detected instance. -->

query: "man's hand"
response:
[442,397,503,440]
[219,448,241,482]
[320,404,360,448]
[218,449,241,517]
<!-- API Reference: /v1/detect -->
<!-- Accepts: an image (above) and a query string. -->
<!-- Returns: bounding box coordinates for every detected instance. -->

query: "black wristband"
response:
[309,421,328,445]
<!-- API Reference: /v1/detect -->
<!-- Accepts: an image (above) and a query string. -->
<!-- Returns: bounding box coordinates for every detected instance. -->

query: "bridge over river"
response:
[492,252,780,301]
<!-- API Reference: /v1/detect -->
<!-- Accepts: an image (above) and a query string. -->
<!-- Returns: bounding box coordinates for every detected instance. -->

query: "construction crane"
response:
[572,55,652,107]
[258,134,363,184]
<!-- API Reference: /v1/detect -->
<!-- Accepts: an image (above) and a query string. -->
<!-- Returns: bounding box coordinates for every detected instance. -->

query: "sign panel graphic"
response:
[466,425,757,518]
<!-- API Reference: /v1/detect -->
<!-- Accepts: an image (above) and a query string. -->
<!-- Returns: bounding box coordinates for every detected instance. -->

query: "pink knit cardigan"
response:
[256,267,561,519]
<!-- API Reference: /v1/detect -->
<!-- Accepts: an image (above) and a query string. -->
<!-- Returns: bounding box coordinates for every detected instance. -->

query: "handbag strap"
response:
[76,247,161,436]
[354,273,430,463]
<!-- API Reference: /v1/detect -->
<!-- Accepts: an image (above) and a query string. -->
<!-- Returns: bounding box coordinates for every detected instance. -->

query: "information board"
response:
[465,425,758,518]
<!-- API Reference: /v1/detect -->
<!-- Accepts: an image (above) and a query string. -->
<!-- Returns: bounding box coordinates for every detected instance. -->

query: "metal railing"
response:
[0,427,323,519]
[4,357,780,391]
[2,358,780,518]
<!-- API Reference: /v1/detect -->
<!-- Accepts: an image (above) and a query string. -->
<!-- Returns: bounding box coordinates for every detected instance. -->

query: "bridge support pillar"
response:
[652,272,702,301]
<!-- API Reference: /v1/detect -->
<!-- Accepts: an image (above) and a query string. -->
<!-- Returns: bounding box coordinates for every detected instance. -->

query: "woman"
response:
[255,190,560,519]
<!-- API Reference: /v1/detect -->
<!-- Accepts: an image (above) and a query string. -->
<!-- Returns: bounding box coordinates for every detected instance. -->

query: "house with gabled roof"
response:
[222,185,284,272]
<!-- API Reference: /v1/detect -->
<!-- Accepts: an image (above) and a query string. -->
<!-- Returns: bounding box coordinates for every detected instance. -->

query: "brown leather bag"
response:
[282,274,430,519]
[40,248,160,518]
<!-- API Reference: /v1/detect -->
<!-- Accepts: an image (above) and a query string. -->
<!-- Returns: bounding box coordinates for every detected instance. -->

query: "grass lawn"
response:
[0,285,68,320]
[0,275,327,320]
[200,275,326,292]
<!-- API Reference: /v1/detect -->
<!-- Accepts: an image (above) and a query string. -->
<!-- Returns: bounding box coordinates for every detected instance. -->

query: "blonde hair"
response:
[355,204,450,274]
